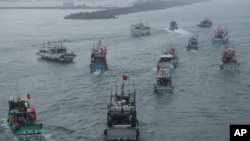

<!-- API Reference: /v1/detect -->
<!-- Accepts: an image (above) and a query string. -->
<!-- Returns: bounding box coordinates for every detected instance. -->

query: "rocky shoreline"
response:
[64,0,209,20]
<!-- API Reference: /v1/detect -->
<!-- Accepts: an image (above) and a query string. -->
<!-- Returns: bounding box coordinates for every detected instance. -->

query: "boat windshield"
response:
[159,57,172,62]
[157,77,171,86]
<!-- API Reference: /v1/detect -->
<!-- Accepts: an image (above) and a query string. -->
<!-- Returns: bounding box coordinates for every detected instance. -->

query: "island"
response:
[64,0,209,20]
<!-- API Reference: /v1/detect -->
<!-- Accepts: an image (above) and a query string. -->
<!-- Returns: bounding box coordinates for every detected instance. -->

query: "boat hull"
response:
[187,45,198,51]
[7,118,42,135]
[169,27,178,30]
[220,63,240,71]
[90,63,108,72]
[197,24,212,28]
[154,84,174,93]
[104,127,139,141]
[131,29,150,36]
[212,37,229,45]
[37,52,76,62]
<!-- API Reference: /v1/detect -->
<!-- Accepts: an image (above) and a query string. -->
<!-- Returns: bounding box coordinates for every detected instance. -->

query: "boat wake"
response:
[8,134,55,141]
[165,28,192,35]
[0,118,9,129]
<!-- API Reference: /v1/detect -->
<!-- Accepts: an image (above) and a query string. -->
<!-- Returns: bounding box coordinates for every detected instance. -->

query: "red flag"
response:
[27,94,31,99]
[157,65,161,71]
[122,75,128,81]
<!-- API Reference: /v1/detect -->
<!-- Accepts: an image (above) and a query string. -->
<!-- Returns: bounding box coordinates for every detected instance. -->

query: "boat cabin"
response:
[222,48,236,63]
[8,98,40,126]
[188,37,198,46]
[158,54,173,62]
[107,80,137,128]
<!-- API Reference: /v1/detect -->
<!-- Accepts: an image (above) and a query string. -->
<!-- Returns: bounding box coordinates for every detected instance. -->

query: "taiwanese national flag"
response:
[123,75,128,81]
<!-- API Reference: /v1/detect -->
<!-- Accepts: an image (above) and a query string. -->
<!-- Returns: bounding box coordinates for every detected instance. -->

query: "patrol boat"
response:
[131,21,150,36]
[7,95,42,135]
[157,48,179,70]
[169,20,178,30]
[187,35,199,51]
[90,40,108,72]
[212,27,229,45]
[220,46,240,70]
[154,68,174,93]
[197,17,213,28]
[104,75,139,141]
[37,41,76,62]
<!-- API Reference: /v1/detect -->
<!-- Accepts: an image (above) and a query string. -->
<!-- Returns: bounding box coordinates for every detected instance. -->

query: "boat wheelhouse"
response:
[187,35,199,51]
[220,46,240,70]
[212,27,229,45]
[157,48,179,70]
[90,40,108,72]
[104,75,139,141]
[37,41,76,62]
[169,20,178,30]
[197,18,213,28]
[154,68,174,93]
[131,22,150,36]
[7,95,42,135]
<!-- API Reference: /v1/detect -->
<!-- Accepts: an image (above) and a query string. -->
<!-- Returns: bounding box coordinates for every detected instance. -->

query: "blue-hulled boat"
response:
[90,40,108,72]
[187,35,199,51]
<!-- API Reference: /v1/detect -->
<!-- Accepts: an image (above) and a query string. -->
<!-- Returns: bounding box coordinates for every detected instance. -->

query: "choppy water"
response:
[1,0,250,141]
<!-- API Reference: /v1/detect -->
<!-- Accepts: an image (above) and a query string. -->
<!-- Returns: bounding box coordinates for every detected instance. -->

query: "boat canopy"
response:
[160,54,173,58]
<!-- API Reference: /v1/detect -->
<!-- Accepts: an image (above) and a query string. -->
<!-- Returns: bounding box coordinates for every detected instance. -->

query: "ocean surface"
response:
[1,0,250,141]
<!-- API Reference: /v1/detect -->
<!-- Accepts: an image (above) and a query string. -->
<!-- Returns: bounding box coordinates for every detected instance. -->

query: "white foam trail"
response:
[92,71,102,75]
[164,28,192,35]
[43,133,57,141]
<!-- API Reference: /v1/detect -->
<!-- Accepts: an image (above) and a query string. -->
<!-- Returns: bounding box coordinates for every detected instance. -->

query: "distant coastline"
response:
[64,0,209,20]
[0,6,117,10]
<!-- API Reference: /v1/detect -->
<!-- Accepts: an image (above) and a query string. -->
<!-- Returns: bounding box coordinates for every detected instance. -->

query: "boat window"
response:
[160,57,171,62]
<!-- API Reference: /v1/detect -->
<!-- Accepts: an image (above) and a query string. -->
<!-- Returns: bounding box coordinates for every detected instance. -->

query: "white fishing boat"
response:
[157,48,179,70]
[37,41,76,62]
[131,21,150,36]
[154,68,174,93]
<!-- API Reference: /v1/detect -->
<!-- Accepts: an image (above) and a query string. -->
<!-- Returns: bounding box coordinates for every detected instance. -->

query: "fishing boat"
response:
[187,35,199,51]
[157,48,179,70]
[220,46,240,70]
[211,27,229,45]
[37,41,76,62]
[154,68,174,93]
[104,75,139,141]
[169,20,178,30]
[197,17,213,28]
[7,94,42,135]
[131,21,150,36]
[90,40,108,72]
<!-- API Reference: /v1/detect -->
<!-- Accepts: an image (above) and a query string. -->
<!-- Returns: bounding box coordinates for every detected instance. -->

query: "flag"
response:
[157,65,161,71]
[122,75,128,81]
[27,94,31,99]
